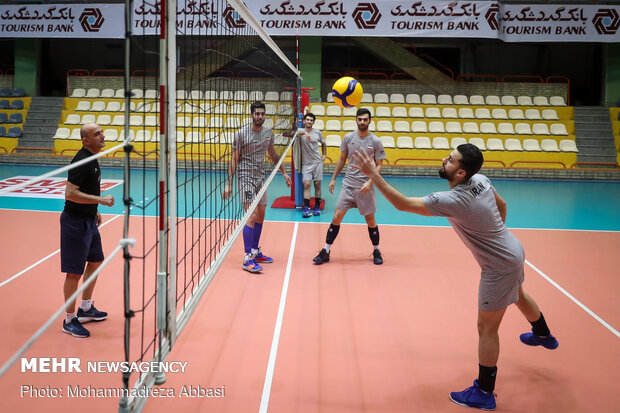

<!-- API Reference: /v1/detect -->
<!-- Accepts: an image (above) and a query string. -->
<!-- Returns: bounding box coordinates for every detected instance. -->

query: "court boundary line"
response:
[259,221,299,413]
[526,258,620,339]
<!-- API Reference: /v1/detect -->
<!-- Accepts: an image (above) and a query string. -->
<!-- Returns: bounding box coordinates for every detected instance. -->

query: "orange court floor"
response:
[0,209,618,412]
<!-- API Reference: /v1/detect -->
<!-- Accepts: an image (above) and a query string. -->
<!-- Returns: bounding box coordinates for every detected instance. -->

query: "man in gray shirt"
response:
[298,112,327,218]
[222,101,291,274]
[313,108,387,265]
[353,144,558,411]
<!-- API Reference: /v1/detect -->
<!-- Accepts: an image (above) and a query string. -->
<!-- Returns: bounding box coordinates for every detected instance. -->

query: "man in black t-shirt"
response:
[60,123,114,338]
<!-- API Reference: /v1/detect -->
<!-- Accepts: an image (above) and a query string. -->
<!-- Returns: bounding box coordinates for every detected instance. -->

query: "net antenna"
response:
[119,1,300,411]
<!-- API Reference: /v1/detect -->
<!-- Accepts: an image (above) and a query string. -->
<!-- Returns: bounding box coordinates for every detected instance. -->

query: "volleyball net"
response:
[121,1,300,411]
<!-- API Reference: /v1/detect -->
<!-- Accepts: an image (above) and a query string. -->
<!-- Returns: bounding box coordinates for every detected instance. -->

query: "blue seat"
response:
[7,126,22,137]
[8,112,23,123]
[11,88,25,97]
[0,126,5,136]
[0,113,8,123]
[11,99,24,110]
[0,88,10,98]
[0,100,9,109]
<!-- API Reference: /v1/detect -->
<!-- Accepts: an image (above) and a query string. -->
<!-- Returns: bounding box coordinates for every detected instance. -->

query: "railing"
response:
[570,161,620,170]
[456,74,499,83]
[419,53,454,80]
[92,69,125,77]
[510,160,566,169]
[546,75,571,105]
[501,75,544,83]
[347,71,389,80]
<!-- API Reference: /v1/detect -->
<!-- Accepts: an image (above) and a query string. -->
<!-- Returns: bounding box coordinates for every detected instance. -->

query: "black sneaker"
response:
[62,317,90,338]
[77,304,108,323]
[372,249,383,265]
[313,248,330,264]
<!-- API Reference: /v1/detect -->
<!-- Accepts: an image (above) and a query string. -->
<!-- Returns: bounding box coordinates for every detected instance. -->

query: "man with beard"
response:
[351,143,558,410]
[222,101,291,273]
[312,108,386,265]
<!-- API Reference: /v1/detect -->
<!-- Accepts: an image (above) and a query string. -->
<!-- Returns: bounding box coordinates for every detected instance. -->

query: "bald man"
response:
[60,123,114,338]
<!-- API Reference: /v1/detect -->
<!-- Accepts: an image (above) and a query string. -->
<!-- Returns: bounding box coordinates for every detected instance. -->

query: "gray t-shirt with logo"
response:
[298,128,325,165]
[422,174,525,275]
[341,132,387,188]
[232,124,274,180]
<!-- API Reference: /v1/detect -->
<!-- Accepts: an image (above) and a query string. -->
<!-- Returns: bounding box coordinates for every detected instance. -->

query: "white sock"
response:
[251,248,259,257]
[324,244,331,252]
[373,245,380,251]
[66,312,76,324]
[80,299,92,311]
[244,253,253,263]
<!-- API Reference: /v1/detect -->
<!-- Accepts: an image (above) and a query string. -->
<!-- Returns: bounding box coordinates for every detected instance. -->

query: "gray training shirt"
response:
[422,174,525,275]
[341,132,387,188]
[232,124,274,180]
[298,128,325,165]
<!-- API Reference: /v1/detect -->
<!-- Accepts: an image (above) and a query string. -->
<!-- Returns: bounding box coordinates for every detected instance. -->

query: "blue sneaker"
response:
[62,317,90,338]
[77,304,108,323]
[303,207,312,218]
[449,380,496,410]
[519,332,559,349]
[372,249,383,265]
[313,206,321,216]
[253,248,273,264]
[243,257,263,273]
[313,248,330,264]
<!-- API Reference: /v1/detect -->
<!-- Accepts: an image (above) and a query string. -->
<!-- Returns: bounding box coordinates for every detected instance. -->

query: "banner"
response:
[0,176,122,199]
[132,0,620,42]
[0,4,124,38]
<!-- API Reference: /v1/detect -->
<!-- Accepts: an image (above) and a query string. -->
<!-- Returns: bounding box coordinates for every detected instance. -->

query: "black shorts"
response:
[60,211,104,275]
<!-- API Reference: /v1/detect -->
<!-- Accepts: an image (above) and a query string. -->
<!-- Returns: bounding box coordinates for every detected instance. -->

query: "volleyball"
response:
[331,77,363,108]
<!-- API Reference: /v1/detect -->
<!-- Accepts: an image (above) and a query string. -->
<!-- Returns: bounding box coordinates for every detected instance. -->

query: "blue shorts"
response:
[60,211,104,275]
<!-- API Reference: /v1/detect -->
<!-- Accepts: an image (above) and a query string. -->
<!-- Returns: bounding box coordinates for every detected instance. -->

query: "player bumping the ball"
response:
[352,143,559,411]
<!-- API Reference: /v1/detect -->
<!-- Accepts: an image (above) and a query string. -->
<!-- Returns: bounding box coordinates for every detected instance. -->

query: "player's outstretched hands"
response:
[352,149,378,179]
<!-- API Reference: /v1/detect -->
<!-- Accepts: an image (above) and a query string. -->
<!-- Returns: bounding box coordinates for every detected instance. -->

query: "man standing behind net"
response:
[298,112,327,218]
[222,101,291,274]
[352,143,558,410]
[312,107,386,265]
[61,123,114,338]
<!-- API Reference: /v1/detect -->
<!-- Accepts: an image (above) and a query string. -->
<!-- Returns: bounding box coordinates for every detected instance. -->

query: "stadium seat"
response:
[394,120,410,132]
[426,107,441,118]
[111,115,125,126]
[144,115,158,127]
[204,90,218,100]
[453,95,469,105]
[389,94,405,104]
[523,139,542,151]
[186,131,203,142]
[343,107,356,117]
[497,123,515,134]
[91,101,106,112]
[541,139,560,152]
[533,96,549,106]
[368,121,376,132]
[274,134,288,145]
[428,121,445,133]
[0,88,10,97]
[325,120,341,131]
[550,123,569,135]
[76,101,91,111]
[450,137,467,149]
[405,94,421,104]
[479,123,497,134]
[229,103,245,115]
[525,109,541,120]
[217,132,232,144]
[105,101,121,112]
[64,114,80,125]
[96,114,111,126]
[71,88,86,98]
[396,136,414,149]
[532,123,550,135]
[421,94,437,105]
[249,91,264,101]
[7,126,22,137]
[209,117,223,128]
[176,90,188,100]
[508,109,525,120]
[220,91,234,101]
[100,89,115,98]
[70,128,82,139]
[469,95,485,105]
[263,103,276,116]
[549,96,566,106]
[376,120,393,132]
[225,117,241,130]
[312,119,324,130]
[541,109,559,120]
[130,89,144,99]
[11,88,25,97]
[234,91,248,101]
[504,138,523,151]
[114,89,125,98]
[199,102,213,114]
[446,121,463,134]
[278,104,293,115]
[145,89,159,99]
[309,105,326,116]
[0,126,6,136]
[264,91,279,101]
[442,108,458,119]
[135,130,151,142]
[414,136,432,149]
[376,106,391,118]
[129,115,143,126]
[53,127,71,140]
[326,92,335,103]
[485,95,501,106]
[374,93,389,103]
[432,137,450,149]
[86,88,100,98]
[134,102,152,113]
[120,101,136,112]
[411,121,427,133]
[458,108,475,119]
[559,139,578,152]
[213,103,228,115]
[462,122,479,134]
[469,137,486,150]
[379,135,395,148]
[10,100,24,110]
[325,135,341,147]
[517,96,533,106]
[392,106,407,118]
[501,95,517,106]
[104,129,119,141]
[0,113,7,123]
[408,107,424,118]
[475,108,491,119]
[515,123,533,135]
[437,94,453,105]
[361,106,375,116]
[280,91,293,102]
[491,108,508,119]
[0,100,9,109]
[361,93,374,103]
[486,138,504,151]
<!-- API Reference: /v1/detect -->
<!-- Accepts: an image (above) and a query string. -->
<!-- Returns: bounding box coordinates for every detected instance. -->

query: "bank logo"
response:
[352,3,381,29]
[484,4,500,31]
[223,5,246,28]
[593,9,620,35]
[79,8,104,32]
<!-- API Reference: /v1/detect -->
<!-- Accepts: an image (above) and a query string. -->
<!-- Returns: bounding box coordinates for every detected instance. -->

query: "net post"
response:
[294,78,303,207]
